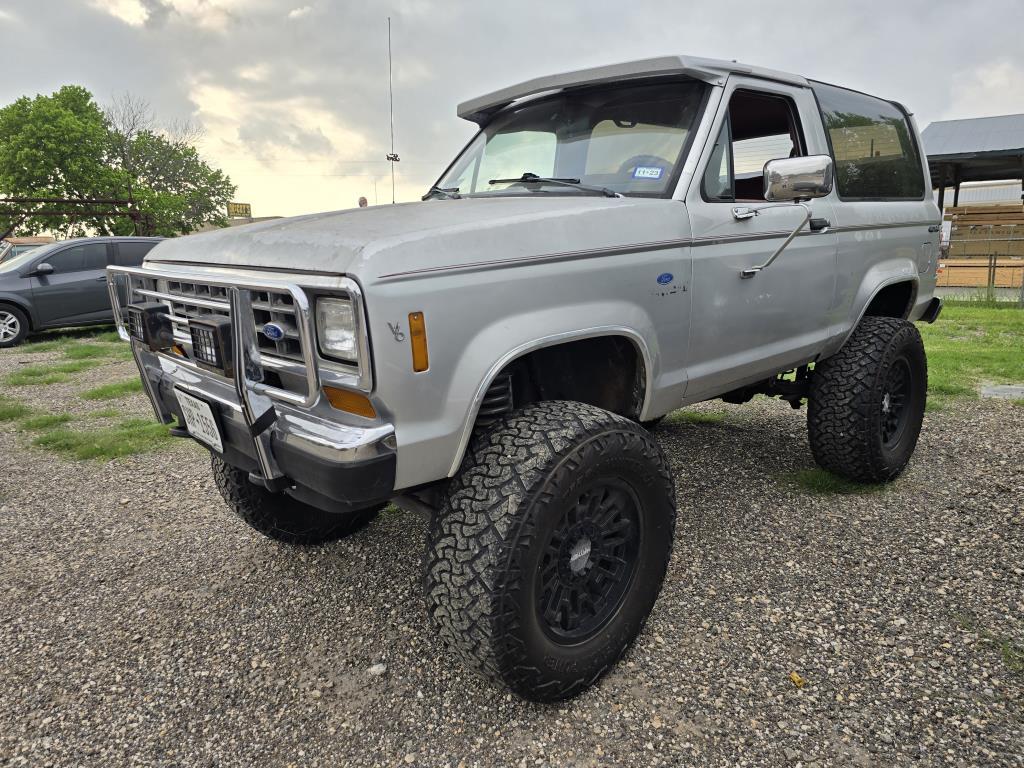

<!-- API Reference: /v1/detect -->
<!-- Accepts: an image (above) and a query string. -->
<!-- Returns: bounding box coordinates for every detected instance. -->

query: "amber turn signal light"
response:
[322,386,376,418]
[409,312,428,372]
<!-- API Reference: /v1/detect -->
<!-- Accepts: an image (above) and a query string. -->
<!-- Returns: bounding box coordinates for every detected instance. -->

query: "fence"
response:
[938,218,1024,305]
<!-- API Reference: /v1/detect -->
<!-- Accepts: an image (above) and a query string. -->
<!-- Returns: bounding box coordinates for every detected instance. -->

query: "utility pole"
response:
[386,16,400,204]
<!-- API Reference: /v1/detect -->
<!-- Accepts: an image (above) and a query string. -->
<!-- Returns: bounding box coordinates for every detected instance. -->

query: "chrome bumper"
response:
[108,265,395,504]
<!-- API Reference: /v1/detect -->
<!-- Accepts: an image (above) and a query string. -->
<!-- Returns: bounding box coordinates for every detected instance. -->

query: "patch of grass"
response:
[91,330,123,343]
[789,468,885,496]
[0,398,31,422]
[920,305,1024,400]
[1012,399,1024,409]
[667,409,727,425]
[18,338,68,353]
[954,612,1024,676]
[81,378,144,400]
[18,413,74,431]
[62,343,123,360]
[32,418,173,460]
[3,360,102,386]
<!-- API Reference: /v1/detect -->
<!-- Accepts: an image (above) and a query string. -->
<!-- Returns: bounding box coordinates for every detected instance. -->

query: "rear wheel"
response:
[0,305,28,348]
[211,456,382,545]
[808,317,927,483]
[424,401,676,701]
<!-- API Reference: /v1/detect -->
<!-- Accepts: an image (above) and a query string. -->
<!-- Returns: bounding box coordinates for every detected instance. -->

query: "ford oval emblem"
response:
[262,322,285,341]
[657,272,674,285]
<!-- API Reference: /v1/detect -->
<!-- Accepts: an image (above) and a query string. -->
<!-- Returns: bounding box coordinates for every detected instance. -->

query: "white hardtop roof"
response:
[457,55,808,124]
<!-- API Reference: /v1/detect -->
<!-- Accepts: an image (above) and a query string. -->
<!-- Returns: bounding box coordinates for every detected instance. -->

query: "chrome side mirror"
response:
[763,155,833,202]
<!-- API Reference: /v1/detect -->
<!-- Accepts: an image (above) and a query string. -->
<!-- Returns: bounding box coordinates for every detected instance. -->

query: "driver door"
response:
[29,241,112,326]
[683,80,838,400]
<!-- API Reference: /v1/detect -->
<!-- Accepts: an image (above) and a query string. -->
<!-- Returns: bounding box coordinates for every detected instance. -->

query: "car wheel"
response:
[424,400,677,701]
[0,305,29,348]
[211,456,383,545]
[808,316,927,483]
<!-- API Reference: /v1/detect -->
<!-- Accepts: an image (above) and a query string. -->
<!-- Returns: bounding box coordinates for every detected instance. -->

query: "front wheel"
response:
[424,401,677,701]
[0,305,28,348]
[808,316,927,483]
[212,456,382,545]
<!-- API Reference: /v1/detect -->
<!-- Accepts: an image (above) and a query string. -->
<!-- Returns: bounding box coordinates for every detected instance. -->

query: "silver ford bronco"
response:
[109,56,942,701]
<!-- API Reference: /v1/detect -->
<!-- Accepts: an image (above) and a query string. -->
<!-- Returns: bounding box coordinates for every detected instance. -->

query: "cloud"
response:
[91,0,148,26]
[943,59,1024,121]
[6,0,1024,216]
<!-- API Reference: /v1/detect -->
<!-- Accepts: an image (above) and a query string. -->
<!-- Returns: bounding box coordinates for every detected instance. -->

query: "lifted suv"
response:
[109,56,942,701]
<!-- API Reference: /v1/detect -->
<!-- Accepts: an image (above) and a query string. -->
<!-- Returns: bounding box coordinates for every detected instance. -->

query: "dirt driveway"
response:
[1,330,1021,767]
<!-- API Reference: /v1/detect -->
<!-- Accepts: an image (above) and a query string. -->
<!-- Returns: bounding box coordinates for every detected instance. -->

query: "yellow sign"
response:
[227,202,252,218]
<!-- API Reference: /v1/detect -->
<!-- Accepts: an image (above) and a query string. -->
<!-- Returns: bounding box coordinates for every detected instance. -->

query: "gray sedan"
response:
[0,236,162,347]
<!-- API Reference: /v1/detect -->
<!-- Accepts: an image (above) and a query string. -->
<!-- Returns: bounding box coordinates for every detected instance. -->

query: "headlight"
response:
[316,296,359,363]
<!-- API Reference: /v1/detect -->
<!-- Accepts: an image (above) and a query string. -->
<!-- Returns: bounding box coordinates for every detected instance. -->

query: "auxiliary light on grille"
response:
[125,302,173,352]
[188,317,234,377]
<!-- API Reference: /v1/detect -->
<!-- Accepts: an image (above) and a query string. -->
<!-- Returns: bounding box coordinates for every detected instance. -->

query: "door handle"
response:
[95,276,108,281]
[809,218,830,232]
[928,223,941,233]
[740,202,813,279]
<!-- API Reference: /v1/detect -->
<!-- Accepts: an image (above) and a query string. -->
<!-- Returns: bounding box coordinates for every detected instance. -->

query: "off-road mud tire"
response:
[808,316,927,483]
[212,456,382,545]
[424,400,676,701]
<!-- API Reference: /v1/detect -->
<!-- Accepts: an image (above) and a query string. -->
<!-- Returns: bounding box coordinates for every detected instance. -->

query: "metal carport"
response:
[922,113,1024,209]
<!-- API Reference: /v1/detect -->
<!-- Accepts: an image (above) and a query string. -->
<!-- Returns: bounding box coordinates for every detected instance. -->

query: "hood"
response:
[145,196,689,284]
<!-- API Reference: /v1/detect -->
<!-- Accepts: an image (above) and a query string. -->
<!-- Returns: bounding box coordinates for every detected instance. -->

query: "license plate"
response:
[176,389,223,453]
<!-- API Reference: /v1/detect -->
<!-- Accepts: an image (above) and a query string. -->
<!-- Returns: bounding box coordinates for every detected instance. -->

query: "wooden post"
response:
[937,167,946,212]
[952,166,961,208]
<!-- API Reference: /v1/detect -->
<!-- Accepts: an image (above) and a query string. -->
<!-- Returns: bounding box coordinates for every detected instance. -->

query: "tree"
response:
[0,85,120,236]
[104,93,234,236]
[0,86,236,238]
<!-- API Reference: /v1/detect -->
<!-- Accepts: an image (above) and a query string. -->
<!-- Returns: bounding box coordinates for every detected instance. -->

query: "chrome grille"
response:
[127,274,311,395]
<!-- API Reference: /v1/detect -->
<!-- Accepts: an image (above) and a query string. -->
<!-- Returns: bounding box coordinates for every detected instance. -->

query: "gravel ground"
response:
[1,350,1022,767]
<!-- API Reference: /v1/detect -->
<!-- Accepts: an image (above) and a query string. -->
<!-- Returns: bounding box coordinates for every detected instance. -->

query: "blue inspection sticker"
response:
[633,166,663,180]
[657,272,674,285]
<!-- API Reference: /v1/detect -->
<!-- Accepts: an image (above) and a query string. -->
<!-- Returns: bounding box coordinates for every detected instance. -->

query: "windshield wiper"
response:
[422,185,461,200]
[488,172,620,198]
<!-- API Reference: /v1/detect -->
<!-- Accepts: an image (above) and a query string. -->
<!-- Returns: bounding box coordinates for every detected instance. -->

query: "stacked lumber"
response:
[944,203,1024,259]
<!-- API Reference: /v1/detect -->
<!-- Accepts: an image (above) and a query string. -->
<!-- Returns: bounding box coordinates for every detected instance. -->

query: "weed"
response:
[0,398,31,422]
[81,378,143,400]
[19,413,74,431]
[3,360,101,386]
[790,468,885,495]
[33,418,172,460]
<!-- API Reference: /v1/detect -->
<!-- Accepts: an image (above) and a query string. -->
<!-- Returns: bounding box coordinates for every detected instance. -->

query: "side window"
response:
[113,241,157,267]
[702,90,805,202]
[813,82,925,199]
[43,243,107,273]
[702,116,733,201]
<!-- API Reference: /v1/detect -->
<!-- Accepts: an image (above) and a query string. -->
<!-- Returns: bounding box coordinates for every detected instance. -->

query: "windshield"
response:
[0,241,62,273]
[437,80,705,198]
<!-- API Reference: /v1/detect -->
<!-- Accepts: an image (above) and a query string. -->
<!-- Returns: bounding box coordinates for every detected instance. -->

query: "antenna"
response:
[385,16,400,204]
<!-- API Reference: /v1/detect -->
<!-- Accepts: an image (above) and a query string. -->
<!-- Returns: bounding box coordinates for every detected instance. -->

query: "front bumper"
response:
[145,350,396,511]
[109,265,396,513]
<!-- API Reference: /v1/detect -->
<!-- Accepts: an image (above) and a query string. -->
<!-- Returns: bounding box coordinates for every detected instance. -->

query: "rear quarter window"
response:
[113,241,158,266]
[812,82,925,200]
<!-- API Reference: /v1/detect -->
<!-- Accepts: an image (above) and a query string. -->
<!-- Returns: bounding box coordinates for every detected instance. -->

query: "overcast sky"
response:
[2,0,1023,217]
